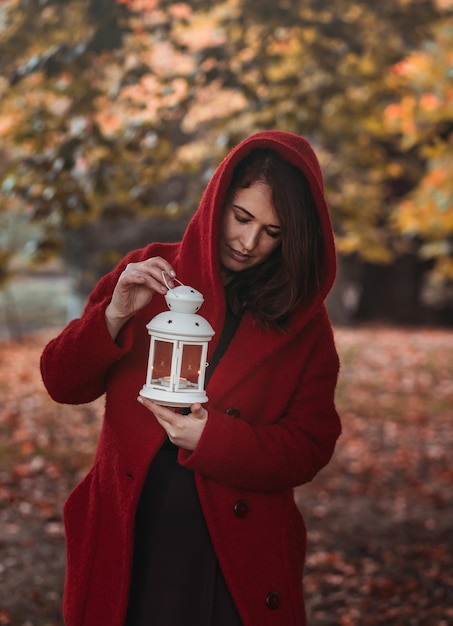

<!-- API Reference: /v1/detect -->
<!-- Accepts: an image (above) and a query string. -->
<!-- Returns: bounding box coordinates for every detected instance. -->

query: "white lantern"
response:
[140,275,215,407]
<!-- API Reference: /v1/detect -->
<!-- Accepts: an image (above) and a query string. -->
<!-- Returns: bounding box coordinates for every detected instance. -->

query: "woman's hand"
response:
[138,397,208,451]
[105,257,175,340]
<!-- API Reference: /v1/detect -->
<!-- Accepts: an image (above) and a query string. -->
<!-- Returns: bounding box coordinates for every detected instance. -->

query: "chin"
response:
[222,256,252,273]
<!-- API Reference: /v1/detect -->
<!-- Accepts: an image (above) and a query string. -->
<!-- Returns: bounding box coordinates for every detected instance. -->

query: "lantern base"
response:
[139,385,208,408]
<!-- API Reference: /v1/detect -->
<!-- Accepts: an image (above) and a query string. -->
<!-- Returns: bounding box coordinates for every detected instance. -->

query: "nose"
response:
[240,226,260,252]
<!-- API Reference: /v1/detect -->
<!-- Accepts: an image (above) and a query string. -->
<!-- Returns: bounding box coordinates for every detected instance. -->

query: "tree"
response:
[1,0,451,318]
[383,18,453,286]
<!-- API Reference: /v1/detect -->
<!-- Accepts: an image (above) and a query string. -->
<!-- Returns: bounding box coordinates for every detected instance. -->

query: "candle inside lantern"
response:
[159,376,188,389]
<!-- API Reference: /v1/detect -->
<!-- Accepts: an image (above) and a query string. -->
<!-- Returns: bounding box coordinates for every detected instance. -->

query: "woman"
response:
[41,130,341,626]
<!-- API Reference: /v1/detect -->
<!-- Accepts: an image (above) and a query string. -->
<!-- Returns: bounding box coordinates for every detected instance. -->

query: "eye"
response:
[266,229,281,239]
[234,214,249,224]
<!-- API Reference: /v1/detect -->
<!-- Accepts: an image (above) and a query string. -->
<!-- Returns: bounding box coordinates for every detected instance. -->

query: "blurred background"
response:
[0,1,452,625]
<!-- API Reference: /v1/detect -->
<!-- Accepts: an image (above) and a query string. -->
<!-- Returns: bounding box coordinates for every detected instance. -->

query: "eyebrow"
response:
[232,204,281,230]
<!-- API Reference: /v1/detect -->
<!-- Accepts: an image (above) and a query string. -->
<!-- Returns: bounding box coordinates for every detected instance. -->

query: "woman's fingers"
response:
[190,403,205,419]
[137,397,208,450]
[111,258,176,312]
[105,257,176,339]
[121,257,176,293]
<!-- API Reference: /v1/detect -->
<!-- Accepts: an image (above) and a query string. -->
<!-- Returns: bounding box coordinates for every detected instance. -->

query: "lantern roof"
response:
[146,310,214,340]
[147,283,215,340]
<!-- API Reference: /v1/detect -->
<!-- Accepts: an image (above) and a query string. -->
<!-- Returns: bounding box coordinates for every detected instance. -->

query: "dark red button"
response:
[266,591,281,610]
[225,406,241,418]
[233,500,249,518]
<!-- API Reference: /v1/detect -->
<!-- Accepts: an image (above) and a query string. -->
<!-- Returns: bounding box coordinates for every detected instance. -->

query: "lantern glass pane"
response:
[180,344,203,385]
[152,340,173,381]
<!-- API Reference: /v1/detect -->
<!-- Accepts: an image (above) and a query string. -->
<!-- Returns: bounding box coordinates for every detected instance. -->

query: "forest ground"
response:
[0,277,452,625]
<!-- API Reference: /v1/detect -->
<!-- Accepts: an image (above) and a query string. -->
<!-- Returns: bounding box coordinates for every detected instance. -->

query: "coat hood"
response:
[175,130,336,332]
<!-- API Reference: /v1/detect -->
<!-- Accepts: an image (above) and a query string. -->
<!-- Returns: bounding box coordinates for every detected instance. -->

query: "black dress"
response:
[125,308,243,626]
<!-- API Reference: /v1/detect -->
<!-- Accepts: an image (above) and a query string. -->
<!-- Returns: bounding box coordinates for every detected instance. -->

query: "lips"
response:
[229,247,250,263]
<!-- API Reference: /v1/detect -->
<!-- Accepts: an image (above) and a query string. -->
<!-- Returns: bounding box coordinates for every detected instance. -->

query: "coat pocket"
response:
[62,464,101,626]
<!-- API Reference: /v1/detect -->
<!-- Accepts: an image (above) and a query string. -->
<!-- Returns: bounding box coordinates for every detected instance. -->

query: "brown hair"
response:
[223,148,325,331]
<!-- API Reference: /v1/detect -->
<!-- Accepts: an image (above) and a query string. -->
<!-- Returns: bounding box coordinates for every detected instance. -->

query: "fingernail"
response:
[137,396,144,404]
[170,270,176,277]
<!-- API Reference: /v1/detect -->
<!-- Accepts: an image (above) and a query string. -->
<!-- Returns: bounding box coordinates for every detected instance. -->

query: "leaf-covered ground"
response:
[0,326,452,625]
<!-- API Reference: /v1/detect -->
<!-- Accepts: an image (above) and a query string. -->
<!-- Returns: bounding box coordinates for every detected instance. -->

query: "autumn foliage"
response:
[0,0,452,298]
[384,19,453,282]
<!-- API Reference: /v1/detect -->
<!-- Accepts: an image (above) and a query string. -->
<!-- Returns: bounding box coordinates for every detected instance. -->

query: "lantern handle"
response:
[162,270,184,292]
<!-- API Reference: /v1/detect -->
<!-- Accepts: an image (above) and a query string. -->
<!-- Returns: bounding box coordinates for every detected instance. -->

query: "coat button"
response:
[233,500,249,518]
[225,406,241,418]
[266,591,281,610]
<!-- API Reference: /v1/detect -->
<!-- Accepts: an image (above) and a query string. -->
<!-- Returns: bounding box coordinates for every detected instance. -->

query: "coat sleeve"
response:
[40,253,139,405]
[179,315,341,492]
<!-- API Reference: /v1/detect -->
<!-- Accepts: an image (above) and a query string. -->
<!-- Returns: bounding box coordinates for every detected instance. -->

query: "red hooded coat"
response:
[41,131,341,626]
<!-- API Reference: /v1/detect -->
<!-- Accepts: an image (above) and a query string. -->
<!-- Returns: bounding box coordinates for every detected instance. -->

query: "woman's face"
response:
[219,181,281,273]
